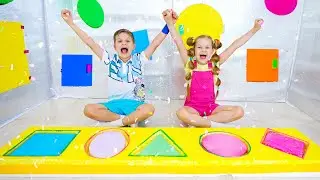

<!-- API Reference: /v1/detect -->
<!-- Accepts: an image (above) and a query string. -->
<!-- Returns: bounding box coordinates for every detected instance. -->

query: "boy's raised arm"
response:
[165,11,189,65]
[144,9,178,60]
[61,9,104,60]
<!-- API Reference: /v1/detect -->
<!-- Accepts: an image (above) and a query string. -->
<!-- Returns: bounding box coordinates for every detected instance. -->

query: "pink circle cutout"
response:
[201,132,249,157]
[86,129,129,158]
[265,0,298,16]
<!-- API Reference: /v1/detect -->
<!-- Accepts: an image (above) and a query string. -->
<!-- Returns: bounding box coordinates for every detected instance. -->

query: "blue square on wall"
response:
[5,130,79,156]
[61,54,92,86]
[132,29,150,55]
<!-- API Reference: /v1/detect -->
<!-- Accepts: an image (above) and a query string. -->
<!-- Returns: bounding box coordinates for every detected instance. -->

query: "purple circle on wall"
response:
[265,0,298,16]
[87,130,128,158]
[200,132,249,157]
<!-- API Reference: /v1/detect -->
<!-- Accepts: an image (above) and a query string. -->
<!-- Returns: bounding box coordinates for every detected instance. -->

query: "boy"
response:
[61,9,177,127]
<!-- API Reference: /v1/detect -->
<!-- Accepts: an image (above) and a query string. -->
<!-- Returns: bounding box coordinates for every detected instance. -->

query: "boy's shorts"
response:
[100,99,145,115]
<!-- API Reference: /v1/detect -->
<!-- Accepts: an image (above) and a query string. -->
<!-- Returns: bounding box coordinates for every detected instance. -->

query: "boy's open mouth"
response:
[121,48,128,54]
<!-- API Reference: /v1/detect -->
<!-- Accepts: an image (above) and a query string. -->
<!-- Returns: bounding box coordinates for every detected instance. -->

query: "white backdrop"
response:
[46,0,304,102]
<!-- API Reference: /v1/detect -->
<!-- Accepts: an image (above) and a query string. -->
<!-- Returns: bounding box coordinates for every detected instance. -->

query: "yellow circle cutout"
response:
[175,3,224,48]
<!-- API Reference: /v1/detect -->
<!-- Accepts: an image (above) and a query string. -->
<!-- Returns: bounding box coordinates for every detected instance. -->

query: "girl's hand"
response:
[163,9,174,25]
[253,18,264,31]
[172,10,178,24]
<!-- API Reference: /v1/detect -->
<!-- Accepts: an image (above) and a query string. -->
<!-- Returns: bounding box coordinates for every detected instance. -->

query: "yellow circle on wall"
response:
[175,3,224,48]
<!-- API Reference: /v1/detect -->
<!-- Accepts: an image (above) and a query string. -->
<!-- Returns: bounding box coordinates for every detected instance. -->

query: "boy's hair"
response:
[185,35,222,97]
[113,29,135,44]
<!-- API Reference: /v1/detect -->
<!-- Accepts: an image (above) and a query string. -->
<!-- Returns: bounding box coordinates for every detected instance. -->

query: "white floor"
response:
[1,98,320,179]
[1,98,320,146]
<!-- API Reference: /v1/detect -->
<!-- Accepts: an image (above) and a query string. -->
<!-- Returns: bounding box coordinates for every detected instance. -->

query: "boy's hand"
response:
[61,9,74,25]
[163,9,174,25]
[253,18,264,31]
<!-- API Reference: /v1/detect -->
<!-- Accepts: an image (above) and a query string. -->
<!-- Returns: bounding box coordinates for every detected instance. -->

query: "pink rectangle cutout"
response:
[261,129,308,158]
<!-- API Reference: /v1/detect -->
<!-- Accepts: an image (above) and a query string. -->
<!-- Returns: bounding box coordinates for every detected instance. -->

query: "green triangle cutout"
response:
[129,129,187,157]
[138,133,180,156]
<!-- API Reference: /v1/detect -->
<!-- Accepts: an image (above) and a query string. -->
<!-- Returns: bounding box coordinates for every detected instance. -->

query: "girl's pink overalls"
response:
[184,61,219,117]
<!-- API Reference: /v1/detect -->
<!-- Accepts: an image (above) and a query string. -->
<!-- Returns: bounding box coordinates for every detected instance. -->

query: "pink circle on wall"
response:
[265,0,298,16]
[200,132,249,157]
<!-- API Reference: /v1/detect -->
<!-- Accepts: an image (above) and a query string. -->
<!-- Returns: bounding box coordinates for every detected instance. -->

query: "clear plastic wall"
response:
[287,0,320,121]
[1,0,319,123]
[48,0,303,102]
[0,0,52,124]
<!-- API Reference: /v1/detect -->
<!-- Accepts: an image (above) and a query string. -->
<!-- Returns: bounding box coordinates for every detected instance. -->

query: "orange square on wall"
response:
[246,49,279,82]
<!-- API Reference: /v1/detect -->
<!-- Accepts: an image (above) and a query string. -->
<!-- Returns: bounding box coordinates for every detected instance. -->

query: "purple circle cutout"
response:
[87,130,128,158]
[201,132,248,157]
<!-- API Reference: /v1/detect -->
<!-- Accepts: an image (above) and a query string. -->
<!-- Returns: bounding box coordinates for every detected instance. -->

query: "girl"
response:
[164,10,263,128]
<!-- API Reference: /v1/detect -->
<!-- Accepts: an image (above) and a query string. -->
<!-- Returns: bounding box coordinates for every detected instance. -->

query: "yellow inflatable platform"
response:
[0,126,320,174]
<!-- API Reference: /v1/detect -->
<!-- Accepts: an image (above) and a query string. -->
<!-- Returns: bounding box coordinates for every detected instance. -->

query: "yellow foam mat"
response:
[0,126,320,174]
[0,21,31,94]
